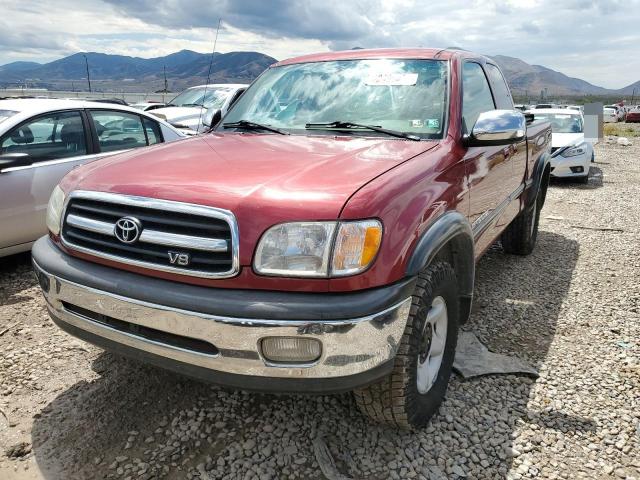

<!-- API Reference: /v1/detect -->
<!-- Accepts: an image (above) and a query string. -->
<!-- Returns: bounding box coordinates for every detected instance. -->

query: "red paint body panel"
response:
[60,130,437,290]
[56,48,551,293]
[625,111,640,122]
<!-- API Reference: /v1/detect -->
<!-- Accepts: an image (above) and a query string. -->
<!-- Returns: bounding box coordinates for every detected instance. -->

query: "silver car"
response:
[0,99,187,257]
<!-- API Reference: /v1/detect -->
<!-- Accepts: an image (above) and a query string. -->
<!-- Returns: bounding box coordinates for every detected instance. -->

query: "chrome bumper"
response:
[34,260,411,380]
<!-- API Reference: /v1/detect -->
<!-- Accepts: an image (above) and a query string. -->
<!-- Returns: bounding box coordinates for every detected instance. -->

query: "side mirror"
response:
[0,152,32,171]
[465,110,526,147]
[202,108,222,129]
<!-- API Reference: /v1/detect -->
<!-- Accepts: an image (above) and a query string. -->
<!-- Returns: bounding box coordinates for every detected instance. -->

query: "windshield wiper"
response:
[223,120,289,135]
[181,103,204,107]
[305,121,421,141]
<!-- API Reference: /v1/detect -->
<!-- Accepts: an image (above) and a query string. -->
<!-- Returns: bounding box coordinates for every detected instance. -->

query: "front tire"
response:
[353,262,460,429]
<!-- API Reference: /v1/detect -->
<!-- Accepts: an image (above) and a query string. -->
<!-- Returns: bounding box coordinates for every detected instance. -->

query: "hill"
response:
[0,50,276,90]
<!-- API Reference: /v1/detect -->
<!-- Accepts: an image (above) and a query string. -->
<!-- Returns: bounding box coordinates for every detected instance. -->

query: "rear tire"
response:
[501,187,541,255]
[353,262,459,430]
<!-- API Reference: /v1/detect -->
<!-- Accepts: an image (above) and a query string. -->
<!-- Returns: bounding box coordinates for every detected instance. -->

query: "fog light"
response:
[261,337,322,364]
[570,166,584,173]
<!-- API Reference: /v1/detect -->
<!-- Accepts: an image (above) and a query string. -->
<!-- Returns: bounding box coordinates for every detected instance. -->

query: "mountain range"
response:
[0,49,637,97]
[0,50,277,91]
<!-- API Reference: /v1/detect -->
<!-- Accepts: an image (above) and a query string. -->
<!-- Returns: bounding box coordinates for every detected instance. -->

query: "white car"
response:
[130,101,167,112]
[528,108,594,183]
[0,98,187,257]
[603,107,618,123]
[150,84,248,133]
[567,105,583,113]
[605,105,625,121]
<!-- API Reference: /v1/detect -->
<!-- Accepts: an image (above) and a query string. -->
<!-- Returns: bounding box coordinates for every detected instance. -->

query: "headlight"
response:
[46,185,66,235]
[561,142,587,157]
[254,219,382,278]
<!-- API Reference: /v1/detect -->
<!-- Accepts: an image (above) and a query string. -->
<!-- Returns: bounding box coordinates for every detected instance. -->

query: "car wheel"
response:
[353,261,459,429]
[577,174,590,184]
[501,185,542,255]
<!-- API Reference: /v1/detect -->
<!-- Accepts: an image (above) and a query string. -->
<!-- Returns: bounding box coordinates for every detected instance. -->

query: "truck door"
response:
[484,62,527,231]
[461,61,516,256]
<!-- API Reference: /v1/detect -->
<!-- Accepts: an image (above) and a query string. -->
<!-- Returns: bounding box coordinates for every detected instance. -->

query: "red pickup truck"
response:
[32,48,551,429]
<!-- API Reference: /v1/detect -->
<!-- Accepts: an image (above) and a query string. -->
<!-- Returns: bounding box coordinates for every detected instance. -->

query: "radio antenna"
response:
[197,18,222,133]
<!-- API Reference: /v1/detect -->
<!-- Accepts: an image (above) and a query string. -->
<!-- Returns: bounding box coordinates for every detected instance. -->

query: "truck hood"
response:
[552,132,584,148]
[63,133,437,222]
[151,106,204,130]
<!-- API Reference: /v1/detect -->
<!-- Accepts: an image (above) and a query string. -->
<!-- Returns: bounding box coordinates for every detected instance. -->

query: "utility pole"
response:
[83,54,92,93]
[632,88,636,105]
[163,65,168,93]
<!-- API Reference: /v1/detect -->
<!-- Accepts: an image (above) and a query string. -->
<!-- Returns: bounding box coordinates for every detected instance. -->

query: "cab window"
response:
[0,111,87,163]
[485,63,514,109]
[462,62,496,134]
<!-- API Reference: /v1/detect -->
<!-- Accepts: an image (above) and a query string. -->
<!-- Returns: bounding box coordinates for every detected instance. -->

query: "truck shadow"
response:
[30,230,579,479]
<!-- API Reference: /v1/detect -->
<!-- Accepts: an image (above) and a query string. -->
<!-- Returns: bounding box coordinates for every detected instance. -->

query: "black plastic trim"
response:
[50,313,394,394]
[405,211,475,322]
[32,236,416,321]
[524,150,551,208]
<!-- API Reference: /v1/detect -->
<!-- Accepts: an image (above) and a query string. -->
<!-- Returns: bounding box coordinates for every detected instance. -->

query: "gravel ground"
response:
[1,137,639,480]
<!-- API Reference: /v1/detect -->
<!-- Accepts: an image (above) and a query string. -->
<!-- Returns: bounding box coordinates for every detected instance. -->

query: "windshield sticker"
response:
[410,119,424,128]
[426,119,440,129]
[365,72,418,86]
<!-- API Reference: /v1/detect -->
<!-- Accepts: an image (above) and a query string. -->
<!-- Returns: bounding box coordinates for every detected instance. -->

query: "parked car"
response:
[130,101,167,112]
[567,105,583,113]
[527,108,593,183]
[626,106,640,123]
[605,104,625,121]
[150,84,248,133]
[0,99,187,257]
[32,48,551,429]
[603,107,619,123]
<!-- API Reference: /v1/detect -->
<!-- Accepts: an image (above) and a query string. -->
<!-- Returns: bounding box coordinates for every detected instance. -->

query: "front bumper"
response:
[32,237,414,393]
[550,151,591,178]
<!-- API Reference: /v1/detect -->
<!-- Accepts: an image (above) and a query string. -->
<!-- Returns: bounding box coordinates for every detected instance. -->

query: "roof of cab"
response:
[274,48,482,67]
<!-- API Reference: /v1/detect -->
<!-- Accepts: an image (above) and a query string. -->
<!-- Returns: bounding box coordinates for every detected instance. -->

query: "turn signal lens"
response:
[261,337,322,363]
[331,220,382,277]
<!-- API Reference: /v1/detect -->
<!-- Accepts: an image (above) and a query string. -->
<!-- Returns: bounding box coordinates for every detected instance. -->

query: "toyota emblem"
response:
[114,216,142,244]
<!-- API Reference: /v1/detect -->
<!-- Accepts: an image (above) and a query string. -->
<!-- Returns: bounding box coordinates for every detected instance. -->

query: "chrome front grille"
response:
[60,191,239,278]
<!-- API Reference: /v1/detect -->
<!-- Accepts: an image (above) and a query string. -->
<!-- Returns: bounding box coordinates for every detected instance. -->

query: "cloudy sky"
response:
[1,0,639,89]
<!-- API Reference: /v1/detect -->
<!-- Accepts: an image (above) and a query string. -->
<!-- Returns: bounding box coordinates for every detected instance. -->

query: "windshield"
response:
[220,59,448,138]
[169,87,234,109]
[0,109,18,124]
[533,113,583,133]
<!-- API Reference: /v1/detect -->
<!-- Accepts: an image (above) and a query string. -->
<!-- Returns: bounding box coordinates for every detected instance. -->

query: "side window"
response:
[89,110,148,153]
[142,117,162,145]
[485,63,514,109]
[0,111,87,163]
[462,62,496,134]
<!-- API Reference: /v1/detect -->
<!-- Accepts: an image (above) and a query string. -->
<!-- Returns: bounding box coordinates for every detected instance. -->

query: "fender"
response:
[406,211,475,323]
[523,150,551,208]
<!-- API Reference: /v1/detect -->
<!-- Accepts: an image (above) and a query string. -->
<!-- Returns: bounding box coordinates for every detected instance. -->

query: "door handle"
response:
[503,144,516,156]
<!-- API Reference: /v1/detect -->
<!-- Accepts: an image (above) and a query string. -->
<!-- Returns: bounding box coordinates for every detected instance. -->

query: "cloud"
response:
[0,0,639,88]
